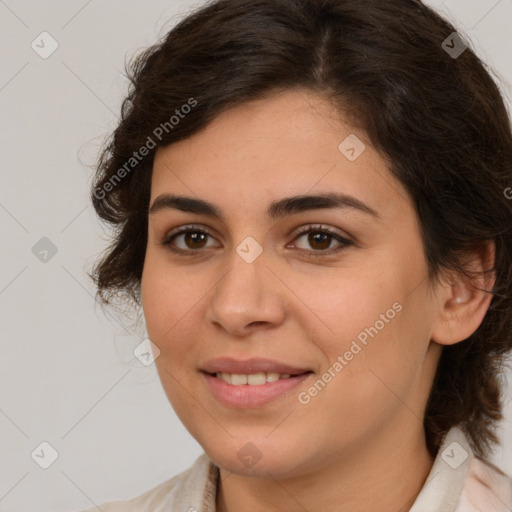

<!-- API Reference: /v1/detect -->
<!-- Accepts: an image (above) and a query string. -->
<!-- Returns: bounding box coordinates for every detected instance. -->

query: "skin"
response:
[141,89,494,512]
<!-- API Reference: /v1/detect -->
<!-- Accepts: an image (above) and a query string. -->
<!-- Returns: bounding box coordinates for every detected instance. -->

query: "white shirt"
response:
[77,426,512,511]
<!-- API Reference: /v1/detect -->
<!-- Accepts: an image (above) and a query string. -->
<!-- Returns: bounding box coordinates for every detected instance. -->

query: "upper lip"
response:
[200,357,312,375]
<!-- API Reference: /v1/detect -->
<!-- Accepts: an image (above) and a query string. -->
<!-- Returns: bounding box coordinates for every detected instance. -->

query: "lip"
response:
[201,371,313,408]
[200,357,314,408]
[200,357,312,375]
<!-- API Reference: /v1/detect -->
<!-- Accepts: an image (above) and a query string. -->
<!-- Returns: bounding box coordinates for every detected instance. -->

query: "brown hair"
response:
[89,0,512,459]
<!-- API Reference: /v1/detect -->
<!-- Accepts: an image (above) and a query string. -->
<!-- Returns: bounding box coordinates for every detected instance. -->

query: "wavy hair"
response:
[89,0,512,459]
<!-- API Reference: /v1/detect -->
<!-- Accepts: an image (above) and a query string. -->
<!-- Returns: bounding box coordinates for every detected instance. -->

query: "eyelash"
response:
[160,224,354,258]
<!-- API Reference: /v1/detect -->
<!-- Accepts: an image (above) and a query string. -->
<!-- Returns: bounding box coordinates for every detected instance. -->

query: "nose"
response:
[205,247,286,337]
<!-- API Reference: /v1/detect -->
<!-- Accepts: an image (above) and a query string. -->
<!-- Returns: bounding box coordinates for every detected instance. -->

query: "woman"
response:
[81,0,512,510]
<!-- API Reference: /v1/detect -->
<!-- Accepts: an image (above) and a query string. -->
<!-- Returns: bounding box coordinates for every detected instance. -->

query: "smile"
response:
[202,370,313,408]
[214,372,292,385]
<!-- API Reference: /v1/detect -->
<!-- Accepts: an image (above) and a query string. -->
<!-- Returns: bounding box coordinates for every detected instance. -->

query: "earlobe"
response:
[431,242,496,346]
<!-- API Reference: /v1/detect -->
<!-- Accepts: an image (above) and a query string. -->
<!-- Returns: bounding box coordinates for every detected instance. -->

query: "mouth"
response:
[205,371,312,385]
[200,362,314,408]
[200,356,312,377]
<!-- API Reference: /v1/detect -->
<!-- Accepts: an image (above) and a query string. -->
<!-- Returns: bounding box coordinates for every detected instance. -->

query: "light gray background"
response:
[1,1,511,511]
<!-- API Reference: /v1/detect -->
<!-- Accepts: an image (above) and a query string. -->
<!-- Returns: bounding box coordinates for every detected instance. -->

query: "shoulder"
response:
[74,453,218,512]
[455,456,512,512]
[410,425,512,512]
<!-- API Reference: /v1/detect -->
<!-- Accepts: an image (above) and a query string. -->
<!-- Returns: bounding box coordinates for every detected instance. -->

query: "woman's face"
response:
[141,89,444,478]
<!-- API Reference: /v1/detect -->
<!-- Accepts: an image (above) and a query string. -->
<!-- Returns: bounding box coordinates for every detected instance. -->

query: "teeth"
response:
[247,373,266,385]
[230,374,247,385]
[215,372,296,385]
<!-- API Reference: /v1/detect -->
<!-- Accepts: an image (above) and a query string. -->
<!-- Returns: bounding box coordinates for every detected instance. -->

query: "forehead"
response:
[150,89,411,222]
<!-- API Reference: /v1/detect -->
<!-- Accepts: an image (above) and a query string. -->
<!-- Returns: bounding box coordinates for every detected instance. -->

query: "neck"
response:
[215,419,434,512]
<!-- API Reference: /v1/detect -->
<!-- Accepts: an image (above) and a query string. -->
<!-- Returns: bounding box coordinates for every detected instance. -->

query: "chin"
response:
[200,434,309,479]
[210,450,294,478]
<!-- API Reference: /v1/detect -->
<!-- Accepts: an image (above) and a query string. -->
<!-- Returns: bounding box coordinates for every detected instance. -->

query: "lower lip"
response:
[201,371,313,408]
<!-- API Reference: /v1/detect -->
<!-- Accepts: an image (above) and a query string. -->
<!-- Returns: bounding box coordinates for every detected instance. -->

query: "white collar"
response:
[409,426,472,511]
[157,425,512,512]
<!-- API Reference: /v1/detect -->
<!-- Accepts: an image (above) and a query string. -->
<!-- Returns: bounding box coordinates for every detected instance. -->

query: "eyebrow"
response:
[148,192,380,221]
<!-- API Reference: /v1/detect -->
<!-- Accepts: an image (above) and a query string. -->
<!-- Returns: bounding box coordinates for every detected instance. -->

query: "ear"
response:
[431,242,496,346]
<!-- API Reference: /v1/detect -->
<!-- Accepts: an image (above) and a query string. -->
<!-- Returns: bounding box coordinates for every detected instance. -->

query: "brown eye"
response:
[307,232,332,250]
[161,226,220,253]
[292,225,354,257]
[183,231,208,249]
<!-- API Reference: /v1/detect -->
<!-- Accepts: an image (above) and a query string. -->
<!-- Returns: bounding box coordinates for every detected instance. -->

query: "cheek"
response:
[141,253,200,342]
[295,257,432,391]
[140,258,203,410]
[290,266,399,355]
